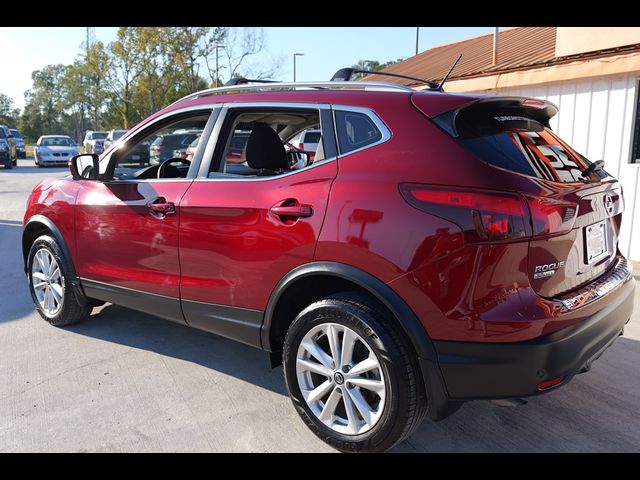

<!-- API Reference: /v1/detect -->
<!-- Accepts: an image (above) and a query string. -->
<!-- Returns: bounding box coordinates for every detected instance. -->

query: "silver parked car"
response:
[103,129,128,151]
[34,135,80,167]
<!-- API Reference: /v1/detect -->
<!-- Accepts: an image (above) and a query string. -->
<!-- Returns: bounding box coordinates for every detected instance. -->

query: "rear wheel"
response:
[27,235,92,326]
[283,292,427,452]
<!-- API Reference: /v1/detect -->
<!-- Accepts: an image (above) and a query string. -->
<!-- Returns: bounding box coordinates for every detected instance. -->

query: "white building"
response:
[377,27,640,261]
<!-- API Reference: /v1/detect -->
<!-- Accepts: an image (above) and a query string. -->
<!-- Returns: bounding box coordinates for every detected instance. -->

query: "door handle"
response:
[270,200,313,221]
[147,197,175,216]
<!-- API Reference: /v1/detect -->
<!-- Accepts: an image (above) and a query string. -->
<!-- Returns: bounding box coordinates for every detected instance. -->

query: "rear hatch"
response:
[419,96,624,298]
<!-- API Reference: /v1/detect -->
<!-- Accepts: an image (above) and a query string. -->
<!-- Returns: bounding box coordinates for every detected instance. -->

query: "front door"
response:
[74,109,215,322]
[178,104,338,345]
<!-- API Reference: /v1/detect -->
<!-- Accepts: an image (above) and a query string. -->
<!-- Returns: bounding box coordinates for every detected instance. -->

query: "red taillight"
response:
[537,376,564,390]
[399,184,530,243]
[400,184,579,243]
[524,195,577,237]
[298,143,304,150]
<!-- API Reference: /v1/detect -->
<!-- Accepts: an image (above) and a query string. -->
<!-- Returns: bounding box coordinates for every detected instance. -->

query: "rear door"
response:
[429,97,624,297]
[178,103,338,346]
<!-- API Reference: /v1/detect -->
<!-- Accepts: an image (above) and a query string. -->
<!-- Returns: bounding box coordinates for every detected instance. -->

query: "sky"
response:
[0,26,495,111]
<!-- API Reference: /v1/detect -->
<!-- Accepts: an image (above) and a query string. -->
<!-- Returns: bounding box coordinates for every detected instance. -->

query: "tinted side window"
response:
[335,111,382,154]
[0,128,6,138]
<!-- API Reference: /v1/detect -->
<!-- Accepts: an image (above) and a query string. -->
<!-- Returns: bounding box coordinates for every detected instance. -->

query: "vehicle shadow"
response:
[0,222,35,323]
[66,304,289,396]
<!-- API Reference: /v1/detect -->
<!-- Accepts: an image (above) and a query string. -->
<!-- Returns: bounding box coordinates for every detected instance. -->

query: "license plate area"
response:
[585,220,608,264]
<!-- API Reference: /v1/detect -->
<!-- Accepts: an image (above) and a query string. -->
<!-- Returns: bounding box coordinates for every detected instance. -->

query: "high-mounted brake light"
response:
[400,184,579,243]
[521,99,546,109]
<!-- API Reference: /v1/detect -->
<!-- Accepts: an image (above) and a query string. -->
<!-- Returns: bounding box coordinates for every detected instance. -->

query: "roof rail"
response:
[331,68,439,89]
[224,77,280,86]
[169,81,414,106]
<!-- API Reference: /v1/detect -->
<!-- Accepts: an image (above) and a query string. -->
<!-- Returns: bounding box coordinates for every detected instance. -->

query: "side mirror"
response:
[8,133,13,138]
[70,153,100,180]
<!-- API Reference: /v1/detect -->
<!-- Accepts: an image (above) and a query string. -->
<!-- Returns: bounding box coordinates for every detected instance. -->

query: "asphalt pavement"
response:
[1,158,639,452]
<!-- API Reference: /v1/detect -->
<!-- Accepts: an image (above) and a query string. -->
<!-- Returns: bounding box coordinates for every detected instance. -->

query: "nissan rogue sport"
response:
[22,76,635,452]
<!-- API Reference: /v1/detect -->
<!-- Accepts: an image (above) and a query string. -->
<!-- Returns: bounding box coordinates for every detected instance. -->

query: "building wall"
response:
[477,73,640,261]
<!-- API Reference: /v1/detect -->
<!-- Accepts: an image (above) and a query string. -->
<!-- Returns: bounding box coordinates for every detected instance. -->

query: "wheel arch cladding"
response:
[22,216,88,307]
[261,261,461,421]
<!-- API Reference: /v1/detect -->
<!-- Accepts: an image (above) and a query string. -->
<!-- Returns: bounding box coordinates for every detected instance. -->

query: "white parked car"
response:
[83,130,108,154]
[34,135,80,167]
[289,128,321,162]
[103,129,128,151]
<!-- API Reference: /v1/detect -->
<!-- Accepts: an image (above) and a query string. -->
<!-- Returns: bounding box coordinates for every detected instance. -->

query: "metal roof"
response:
[363,27,559,85]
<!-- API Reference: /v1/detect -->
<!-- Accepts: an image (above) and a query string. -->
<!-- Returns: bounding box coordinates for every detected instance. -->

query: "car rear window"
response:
[10,130,22,139]
[91,132,108,140]
[438,105,606,183]
[302,131,321,144]
[335,111,382,154]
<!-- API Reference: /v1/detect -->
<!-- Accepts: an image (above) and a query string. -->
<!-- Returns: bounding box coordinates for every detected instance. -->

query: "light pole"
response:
[293,53,304,82]
[214,45,226,87]
[415,27,419,56]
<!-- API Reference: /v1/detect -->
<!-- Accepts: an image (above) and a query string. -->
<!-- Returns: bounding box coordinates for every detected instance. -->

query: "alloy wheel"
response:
[31,248,64,317]
[296,322,387,435]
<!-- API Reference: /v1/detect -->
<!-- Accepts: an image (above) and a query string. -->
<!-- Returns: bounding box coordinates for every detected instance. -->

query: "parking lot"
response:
[1,158,639,452]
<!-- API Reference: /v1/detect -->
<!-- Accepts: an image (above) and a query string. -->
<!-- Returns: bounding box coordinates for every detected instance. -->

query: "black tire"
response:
[27,235,92,326]
[283,292,428,453]
[4,161,12,169]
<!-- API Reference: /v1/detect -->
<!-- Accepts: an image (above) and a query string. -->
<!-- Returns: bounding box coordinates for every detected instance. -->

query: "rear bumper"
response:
[434,272,635,400]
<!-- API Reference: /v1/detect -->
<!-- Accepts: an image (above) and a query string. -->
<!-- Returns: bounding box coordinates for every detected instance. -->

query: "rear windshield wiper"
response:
[581,159,605,179]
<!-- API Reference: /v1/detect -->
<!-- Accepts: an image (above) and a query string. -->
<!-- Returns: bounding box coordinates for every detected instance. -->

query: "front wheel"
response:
[283,292,427,452]
[27,235,93,326]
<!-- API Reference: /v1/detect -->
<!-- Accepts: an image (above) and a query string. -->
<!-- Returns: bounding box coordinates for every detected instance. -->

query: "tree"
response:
[17,26,282,136]
[351,58,406,79]
[219,28,281,83]
[0,93,20,126]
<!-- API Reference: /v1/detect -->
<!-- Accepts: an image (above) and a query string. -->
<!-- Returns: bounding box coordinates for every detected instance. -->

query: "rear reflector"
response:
[400,184,579,244]
[537,376,564,390]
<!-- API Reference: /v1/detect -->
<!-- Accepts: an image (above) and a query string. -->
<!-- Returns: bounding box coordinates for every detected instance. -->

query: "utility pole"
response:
[293,53,304,82]
[415,27,419,56]
[214,45,226,87]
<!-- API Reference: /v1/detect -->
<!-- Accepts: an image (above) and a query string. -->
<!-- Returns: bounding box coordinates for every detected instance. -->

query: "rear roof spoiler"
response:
[424,97,559,138]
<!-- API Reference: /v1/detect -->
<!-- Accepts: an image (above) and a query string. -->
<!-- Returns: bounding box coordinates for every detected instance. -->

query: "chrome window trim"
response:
[194,101,338,183]
[100,104,216,177]
[331,104,392,158]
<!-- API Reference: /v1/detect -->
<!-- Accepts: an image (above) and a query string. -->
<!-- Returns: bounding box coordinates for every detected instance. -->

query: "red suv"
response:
[22,78,635,452]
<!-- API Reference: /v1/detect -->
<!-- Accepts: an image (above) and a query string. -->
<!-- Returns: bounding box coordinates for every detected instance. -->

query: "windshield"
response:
[41,137,73,147]
[91,132,108,140]
[10,130,22,139]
